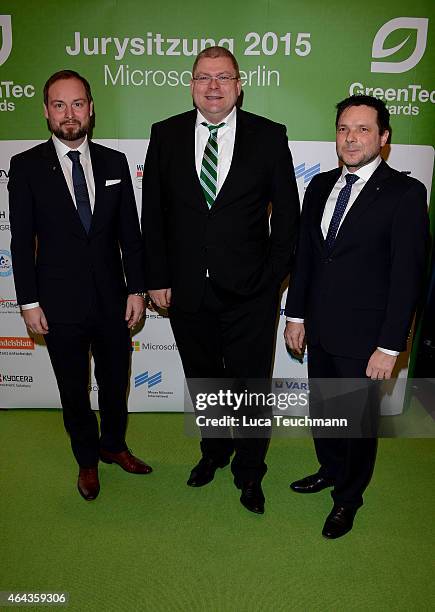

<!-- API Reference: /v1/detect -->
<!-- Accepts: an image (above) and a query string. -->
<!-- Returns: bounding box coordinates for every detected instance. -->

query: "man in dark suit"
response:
[142,47,299,514]
[285,95,429,538]
[8,70,152,501]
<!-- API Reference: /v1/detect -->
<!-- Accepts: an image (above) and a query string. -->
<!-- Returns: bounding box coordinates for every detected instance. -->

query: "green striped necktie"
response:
[200,122,225,208]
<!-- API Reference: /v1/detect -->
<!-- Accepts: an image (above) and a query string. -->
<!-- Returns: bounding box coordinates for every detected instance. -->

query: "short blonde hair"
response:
[192,46,240,78]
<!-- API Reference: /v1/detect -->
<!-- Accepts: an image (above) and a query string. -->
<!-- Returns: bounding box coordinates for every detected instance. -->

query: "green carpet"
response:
[0,410,434,611]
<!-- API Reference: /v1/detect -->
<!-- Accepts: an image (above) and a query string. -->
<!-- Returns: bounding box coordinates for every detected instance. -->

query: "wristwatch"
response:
[132,292,146,298]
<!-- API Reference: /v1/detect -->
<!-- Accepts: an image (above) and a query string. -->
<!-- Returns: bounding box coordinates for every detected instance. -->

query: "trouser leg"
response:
[45,321,99,468]
[91,314,131,453]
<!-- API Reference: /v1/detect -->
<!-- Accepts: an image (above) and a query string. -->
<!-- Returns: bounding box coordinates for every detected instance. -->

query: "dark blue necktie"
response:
[67,150,92,233]
[325,173,359,250]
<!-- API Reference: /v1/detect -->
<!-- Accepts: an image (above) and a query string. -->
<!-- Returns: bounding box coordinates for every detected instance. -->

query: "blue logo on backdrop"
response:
[134,370,162,389]
[0,249,12,277]
[294,162,320,184]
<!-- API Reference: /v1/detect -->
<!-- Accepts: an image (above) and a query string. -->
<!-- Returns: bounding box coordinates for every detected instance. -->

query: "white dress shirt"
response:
[320,156,381,239]
[52,134,96,211]
[287,156,398,356]
[21,135,96,311]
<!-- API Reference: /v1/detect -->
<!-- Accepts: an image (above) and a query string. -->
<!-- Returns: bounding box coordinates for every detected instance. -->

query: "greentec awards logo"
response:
[371,17,429,73]
[0,15,12,66]
[0,15,35,112]
[347,16,433,118]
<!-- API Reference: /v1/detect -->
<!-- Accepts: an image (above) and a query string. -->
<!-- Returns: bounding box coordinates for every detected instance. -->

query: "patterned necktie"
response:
[67,150,92,233]
[325,173,360,250]
[200,122,225,208]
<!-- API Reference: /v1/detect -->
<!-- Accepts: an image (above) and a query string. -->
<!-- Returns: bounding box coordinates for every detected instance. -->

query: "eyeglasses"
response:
[192,75,239,84]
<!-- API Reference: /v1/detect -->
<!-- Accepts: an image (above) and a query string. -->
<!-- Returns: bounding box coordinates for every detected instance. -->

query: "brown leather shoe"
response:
[99,449,152,474]
[77,467,100,501]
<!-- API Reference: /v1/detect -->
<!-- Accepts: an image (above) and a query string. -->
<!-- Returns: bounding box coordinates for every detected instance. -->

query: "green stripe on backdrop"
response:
[0,0,433,143]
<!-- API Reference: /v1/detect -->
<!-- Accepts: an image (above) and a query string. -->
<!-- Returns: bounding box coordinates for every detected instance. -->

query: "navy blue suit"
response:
[285,160,429,506]
[9,140,144,466]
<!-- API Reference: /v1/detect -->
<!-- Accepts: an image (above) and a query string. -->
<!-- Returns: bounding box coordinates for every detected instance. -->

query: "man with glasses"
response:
[142,46,299,514]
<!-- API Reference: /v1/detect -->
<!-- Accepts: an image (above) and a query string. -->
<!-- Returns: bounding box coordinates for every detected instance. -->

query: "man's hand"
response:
[22,306,49,335]
[125,295,145,328]
[148,288,172,309]
[284,321,305,355]
[366,349,397,380]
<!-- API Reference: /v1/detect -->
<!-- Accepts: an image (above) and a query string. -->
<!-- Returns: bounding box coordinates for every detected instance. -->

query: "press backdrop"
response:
[0,1,433,412]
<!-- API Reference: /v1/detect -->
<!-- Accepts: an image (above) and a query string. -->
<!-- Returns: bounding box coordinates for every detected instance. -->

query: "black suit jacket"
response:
[8,139,144,323]
[285,160,429,359]
[141,108,300,311]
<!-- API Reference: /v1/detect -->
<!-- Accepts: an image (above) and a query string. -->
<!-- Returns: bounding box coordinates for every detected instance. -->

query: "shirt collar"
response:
[52,134,91,161]
[195,106,237,130]
[340,155,382,183]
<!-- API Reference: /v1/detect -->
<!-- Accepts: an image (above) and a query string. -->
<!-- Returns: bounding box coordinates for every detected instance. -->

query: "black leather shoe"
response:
[77,467,100,501]
[322,505,357,539]
[290,473,334,493]
[187,457,229,487]
[236,480,265,514]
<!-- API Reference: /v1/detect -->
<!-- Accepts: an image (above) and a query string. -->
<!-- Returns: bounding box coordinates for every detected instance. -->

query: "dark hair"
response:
[192,46,240,78]
[43,70,93,105]
[335,95,390,135]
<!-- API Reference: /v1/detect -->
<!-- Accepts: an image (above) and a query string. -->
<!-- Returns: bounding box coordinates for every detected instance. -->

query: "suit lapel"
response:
[333,160,393,248]
[41,140,87,238]
[211,108,245,210]
[88,141,107,234]
[179,111,207,211]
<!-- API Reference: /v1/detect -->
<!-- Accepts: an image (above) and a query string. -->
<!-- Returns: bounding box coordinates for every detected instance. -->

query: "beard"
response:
[50,119,90,142]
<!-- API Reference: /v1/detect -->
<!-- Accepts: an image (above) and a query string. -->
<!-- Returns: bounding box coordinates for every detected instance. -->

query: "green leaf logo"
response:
[371,17,428,73]
[0,15,12,66]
